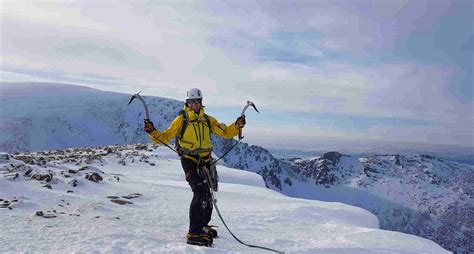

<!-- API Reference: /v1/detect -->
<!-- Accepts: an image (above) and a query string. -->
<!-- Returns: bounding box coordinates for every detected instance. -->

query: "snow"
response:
[0,146,448,253]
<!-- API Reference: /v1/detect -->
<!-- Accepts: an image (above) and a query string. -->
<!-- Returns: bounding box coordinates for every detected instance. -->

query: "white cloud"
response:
[368,123,473,147]
[0,1,471,147]
[0,1,110,32]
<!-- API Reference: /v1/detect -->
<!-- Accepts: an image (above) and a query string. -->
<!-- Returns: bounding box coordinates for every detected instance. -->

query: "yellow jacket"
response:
[149,106,240,157]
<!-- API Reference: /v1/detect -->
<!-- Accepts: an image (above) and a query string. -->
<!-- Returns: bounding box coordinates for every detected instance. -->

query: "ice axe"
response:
[238,101,259,139]
[127,91,179,154]
[127,91,150,120]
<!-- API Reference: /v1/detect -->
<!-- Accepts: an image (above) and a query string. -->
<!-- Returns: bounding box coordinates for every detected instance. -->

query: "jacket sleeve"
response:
[149,115,182,145]
[209,115,240,139]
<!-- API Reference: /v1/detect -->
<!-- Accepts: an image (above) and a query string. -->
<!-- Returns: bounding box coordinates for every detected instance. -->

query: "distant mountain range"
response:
[1,82,472,252]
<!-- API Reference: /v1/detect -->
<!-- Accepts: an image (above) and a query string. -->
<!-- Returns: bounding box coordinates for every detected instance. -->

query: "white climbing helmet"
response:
[185,88,203,100]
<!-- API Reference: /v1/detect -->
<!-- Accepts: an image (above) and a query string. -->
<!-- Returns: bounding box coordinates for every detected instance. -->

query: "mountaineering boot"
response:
[202,225,218,238]
[186,232,213,247]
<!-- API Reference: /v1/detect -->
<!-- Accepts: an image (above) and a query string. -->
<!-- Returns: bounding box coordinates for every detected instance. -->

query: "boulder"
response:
[85,172,103,182]
[110,199,133,205]
[69,179,79,187]
[31,173,53,182]
[0,153,10,163]
[122,193,143,199]
[135,144,147,150]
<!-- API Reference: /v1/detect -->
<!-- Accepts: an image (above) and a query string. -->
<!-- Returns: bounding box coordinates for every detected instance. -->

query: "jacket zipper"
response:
[201,121,205,145]
[192,123,199,148]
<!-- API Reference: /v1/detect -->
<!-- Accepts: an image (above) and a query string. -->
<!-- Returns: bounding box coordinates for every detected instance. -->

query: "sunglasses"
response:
[187,99,201,105]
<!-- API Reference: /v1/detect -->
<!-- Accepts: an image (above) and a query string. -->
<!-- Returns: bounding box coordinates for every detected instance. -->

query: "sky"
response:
[0,0,473,150]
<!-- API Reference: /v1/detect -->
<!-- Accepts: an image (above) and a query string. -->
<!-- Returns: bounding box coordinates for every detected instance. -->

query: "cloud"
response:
[368,122,474,146]
[1,0,472,147]
[0,1,110,32]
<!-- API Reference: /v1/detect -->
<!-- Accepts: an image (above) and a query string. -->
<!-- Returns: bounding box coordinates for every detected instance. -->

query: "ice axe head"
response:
[241,100,260,116]
[247,101,259,114]
[238,101,259,140]
[127,91,150,120]
[127,91,142,106]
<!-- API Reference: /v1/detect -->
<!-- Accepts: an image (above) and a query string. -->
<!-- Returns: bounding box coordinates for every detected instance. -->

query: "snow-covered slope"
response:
[284,152,473,253]
[0,82,182,151]
[0,144,448,253]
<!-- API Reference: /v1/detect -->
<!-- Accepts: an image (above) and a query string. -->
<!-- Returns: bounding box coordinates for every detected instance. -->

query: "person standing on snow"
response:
[143,88,246,246]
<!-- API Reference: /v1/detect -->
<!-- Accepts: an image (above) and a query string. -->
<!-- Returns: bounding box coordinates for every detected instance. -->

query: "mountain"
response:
[1,82,471,252]
[0,82,182,151]
[282,152,473,253]
[0,144,448,253]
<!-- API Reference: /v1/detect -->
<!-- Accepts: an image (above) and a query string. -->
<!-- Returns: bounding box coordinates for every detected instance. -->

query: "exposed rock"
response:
[122,193,143,199]
[1,201,10,208]
[31,173,53,182]
[78,166,104,173]
[69,179,79,187]
[0,153,10,163]
[43,184,52,189]
[110,199,133,205]
[85,172,103,182]
[4,173,20,180]
[321,151,342,166]
[24,168,33,176]
[35,209,57,218]
[135,144,147,150]
[13,155,35,165]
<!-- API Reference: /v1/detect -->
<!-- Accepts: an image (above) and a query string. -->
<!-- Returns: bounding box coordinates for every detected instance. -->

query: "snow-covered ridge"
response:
[0,144,448,253]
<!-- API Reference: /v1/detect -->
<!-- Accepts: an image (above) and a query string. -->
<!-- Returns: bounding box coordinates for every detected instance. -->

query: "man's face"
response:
[187,99,201,112]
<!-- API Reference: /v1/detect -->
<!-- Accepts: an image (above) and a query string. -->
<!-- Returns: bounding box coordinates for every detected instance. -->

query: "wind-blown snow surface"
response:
[0,144,447,253]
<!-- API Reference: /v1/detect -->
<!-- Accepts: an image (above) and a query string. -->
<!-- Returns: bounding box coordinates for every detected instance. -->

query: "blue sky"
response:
[0,0,473,149]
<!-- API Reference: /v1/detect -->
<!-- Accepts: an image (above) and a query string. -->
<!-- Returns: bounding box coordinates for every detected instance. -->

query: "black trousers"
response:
[181,156,213,234]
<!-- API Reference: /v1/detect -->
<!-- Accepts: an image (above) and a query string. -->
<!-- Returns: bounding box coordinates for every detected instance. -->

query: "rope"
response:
[201,163,285,254]
[151,132,283,253]
[152,136,180,154]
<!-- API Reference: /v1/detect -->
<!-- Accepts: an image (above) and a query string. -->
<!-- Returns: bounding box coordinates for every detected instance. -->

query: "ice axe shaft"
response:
[238,101,259,139]
[127,91,150,120]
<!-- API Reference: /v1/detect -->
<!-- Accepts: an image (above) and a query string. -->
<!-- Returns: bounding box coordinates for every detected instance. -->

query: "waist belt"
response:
[179,147,213,163]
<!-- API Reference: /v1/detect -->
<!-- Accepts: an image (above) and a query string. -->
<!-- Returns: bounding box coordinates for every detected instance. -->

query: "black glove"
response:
[235,116,246,128]
[144,119,156,134]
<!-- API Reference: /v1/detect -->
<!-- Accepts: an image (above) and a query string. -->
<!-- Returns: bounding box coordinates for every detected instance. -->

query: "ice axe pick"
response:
[127,91,150,121]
